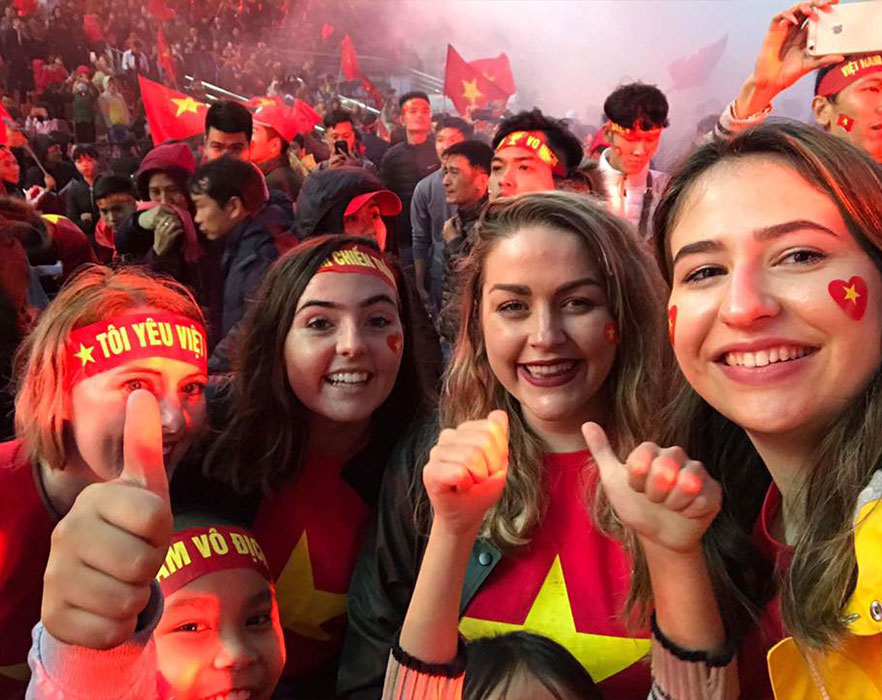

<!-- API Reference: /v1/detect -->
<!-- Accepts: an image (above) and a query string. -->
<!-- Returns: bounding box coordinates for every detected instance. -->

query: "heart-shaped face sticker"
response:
[603,320,619,345]
[387,333,403,353]
[668,306,677,344]
[828,276,868,321]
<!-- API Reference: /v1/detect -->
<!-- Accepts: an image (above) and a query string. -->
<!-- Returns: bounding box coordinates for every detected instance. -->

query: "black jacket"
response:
[62,178,98,240]
[259,154,304,202]
[337,417,502,698]
[379,139,439,253]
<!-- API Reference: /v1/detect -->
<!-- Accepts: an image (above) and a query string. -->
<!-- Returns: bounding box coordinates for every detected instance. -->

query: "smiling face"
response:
[481,225,616,441]
[667,157,882,442]
[154,569,285,700]
[67,355,207,484]
[284,271,403,427]
[489,146,555,201]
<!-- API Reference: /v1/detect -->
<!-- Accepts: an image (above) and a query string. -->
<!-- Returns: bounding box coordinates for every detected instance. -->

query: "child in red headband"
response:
[0,266,208,697]
[30,511,285,699]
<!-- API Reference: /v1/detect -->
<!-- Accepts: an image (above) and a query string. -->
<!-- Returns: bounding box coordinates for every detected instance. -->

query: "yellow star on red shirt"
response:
[73,343,95,367]
[462,78,483,106]
[274,532,347,641]
[171,96,204,117]
[459,555,650,682]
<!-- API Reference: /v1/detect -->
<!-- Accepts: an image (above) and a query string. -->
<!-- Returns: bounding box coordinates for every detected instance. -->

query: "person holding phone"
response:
[715,0,882,163]
[318,109,378,173]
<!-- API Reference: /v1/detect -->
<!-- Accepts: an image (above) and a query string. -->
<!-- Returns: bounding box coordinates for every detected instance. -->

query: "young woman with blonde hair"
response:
[340,191,670,698]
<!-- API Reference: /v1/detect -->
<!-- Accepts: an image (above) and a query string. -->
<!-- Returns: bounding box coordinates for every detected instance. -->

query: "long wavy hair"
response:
[652,121,882,648]
[204,235,436,495]
[440,191,669,553]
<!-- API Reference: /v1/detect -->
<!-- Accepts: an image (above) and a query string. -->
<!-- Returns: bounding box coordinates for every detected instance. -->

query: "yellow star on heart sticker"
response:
[171,96,204,117]
[274,531,347,641]
[73,343,95,367]
[462,78,483,106]
[459,555,650,682]
[843,283,861,304]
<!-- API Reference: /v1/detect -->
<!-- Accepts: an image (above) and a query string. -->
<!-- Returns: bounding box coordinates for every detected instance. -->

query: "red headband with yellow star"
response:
[66,312,208,386]
[156,525,273,597]
[816,53,882,97]
[494,130,567,176]
[315,245,398,294]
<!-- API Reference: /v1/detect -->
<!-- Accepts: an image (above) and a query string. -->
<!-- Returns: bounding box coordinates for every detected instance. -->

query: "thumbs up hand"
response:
[423,411,509,537]
[582,422,721,554]
[42,390,173,649]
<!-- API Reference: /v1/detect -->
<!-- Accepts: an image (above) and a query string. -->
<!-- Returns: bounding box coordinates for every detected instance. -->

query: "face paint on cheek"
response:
[386,333,403,353]
[603,320,619,345]
[668,306,677,344]
[828,276,868,320]
[837,113,855,132]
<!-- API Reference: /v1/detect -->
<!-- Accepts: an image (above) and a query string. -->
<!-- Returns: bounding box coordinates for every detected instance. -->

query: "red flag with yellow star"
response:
[469,53,516,98]
[138,76,208,146]
[444,45,510,117]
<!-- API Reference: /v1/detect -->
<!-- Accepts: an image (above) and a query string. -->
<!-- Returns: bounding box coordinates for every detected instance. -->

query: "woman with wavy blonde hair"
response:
[341,191,669,698]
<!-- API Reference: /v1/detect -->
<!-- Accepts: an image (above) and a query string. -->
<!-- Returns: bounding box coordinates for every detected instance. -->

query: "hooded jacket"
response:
[134,142,196,200]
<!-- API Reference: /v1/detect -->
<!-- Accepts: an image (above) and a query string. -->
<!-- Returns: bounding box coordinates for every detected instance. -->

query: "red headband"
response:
[816,53,882,97]
[494,130,567,176]
[315,245,398,293]
[606,120,664,139]
[156,525,272,597]
[66,312,208,386]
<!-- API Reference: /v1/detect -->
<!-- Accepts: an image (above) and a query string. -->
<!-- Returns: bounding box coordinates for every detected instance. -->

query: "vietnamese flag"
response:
[469,53,516,98]
[247,95,285,110]
[139,76,208,145]
[444,45,509,117]
[668,35,728,91]
[291,99,322,134]
[340,35,361,82]
[321,22,334,41]
[157,27,176,85]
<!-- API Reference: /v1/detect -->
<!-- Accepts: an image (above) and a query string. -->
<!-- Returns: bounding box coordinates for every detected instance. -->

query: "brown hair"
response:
[652,121,882,648]
[204,235,437,495]
[441,191,669,551]
[14,265,204,470]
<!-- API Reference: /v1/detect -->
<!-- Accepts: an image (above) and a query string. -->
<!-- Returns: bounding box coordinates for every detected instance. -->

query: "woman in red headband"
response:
[340,192,671,699]
[0,266,209,697]
[171,235,439,697]
[614,122,882,698]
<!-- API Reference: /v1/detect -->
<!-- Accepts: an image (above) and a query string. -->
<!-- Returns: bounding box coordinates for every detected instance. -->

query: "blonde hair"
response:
[14,265,204,470]
[652,121,882,648]
[441,191,669,551]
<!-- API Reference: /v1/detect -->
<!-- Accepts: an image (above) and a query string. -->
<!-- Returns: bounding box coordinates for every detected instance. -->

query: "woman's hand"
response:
[582,422,721,554]
[423,411,509,537]
[41,390,173,649]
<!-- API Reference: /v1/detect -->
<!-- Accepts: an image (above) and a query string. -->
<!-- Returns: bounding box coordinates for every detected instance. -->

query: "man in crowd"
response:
[716,3,882,163]
[251,103,304,200]
[63,145,101,241]
[316,108,377,172]
[189,156,286,372]
[412,114,471,314]
[380,91,438,266]
[489,109,584,200]
[598,82,670,238]
[438,140,493,345]
[92,174,136,262]
[203,100,253,161]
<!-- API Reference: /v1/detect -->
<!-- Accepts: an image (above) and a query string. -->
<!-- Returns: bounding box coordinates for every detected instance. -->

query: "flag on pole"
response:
[667,35,728,91]
[469,53,516,97]
[443,45,510,117]
[340,35,361,82]
[157,27,177,85]
[139,76,208,145]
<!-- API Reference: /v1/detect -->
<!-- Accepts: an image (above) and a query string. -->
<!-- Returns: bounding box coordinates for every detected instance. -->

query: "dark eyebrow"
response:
[672,220,840,267]
[488,277,600,297]
[248,589,273,607]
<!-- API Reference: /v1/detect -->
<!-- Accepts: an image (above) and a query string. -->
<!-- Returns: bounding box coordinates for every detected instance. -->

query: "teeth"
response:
[524,361,576,377]
[724,346,811,367]
[327,371,370,385]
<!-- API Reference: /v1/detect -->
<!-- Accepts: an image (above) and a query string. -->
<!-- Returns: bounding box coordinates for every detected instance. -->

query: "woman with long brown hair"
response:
[175,235,438,697]
[340,191,670,698]
[594,121,882,698]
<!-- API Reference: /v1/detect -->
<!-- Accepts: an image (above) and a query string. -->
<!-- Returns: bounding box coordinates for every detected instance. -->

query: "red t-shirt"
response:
[251,454,372,680]
[0,440,56,696]
[458,451,651,698]
[737,484,790,700]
